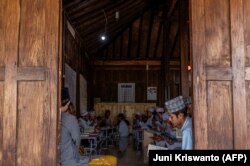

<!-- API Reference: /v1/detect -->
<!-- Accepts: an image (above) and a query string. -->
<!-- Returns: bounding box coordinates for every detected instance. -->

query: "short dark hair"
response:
[172,107,188,117]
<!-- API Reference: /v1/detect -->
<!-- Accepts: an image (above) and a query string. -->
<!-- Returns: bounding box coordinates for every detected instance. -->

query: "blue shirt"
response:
[181,117,193,150]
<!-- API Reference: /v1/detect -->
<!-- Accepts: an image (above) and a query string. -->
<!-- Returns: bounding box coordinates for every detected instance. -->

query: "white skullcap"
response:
[136,112,141,116]
[148,107,155,113]
[156,107,164,113]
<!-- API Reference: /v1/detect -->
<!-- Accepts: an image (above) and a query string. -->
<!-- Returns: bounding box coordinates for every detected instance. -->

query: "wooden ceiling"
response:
[63,0,185,60]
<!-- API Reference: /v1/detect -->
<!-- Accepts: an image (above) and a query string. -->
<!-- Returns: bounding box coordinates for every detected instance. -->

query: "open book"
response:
[147,144,168,157]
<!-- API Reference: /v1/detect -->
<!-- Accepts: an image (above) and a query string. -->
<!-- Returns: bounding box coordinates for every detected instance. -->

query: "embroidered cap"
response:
[183,96,192,105]
[165,96,185,113]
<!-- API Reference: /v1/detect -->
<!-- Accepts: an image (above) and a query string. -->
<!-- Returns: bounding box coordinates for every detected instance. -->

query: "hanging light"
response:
[100,34,106,41]
[100,9,108,42]
[115,11,119,20]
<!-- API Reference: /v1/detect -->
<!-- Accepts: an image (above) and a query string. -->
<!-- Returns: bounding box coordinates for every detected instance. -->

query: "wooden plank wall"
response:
[191,0,250,149]
[93,63,181,106]
[0,0,60,165]
[63,16,92,113]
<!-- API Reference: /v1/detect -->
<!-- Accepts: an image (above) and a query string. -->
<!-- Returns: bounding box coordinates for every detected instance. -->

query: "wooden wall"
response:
[93,61,181,106]
[191,0,250,149]
[0,0,60,165]
[63,15,92,113]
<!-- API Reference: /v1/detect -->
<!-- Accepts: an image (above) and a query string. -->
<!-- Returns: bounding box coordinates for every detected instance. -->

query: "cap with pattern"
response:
[165,96,185,113]
[183,96,192,105]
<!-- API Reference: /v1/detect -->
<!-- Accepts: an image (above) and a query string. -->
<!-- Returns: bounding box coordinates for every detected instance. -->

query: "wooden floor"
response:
[100,135,148,166]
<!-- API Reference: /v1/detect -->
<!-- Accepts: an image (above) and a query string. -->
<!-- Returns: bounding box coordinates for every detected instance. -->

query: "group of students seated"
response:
[60,88,118,166]
[59,87,193,166]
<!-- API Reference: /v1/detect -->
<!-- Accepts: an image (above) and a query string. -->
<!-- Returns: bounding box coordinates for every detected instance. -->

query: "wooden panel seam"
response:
[245,67,250,80]
[0,67,5,81]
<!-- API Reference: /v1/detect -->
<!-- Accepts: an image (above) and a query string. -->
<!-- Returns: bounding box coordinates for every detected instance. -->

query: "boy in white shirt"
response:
[117,113,129,156]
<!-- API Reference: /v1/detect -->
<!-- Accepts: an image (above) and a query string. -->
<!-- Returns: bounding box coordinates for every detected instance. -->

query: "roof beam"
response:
[94,60,180,66]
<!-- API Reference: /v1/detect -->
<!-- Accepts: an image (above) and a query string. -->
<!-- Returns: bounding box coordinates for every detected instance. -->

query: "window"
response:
[118,83,135,103]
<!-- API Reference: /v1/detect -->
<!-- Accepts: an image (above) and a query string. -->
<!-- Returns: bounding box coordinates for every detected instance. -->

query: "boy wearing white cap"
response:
[154,107,164,129]
[165,96,193,150]
[132,112,142,129]
[79,111,89,129]
[117,113,129,157]
[146,107,155,128]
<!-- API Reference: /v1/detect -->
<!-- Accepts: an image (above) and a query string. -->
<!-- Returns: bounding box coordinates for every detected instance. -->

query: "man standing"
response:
[165,96,193,150]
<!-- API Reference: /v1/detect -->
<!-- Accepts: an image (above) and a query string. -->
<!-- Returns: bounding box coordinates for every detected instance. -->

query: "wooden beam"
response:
[230,0,247,149]
[120,33,123,59]
[137,15,144,58]
[146,9,154,58]
[70,1,110,21]
[205,66,250,83]
[166,0,178,18]
[2,0,19,165]
[206,67,232,81]
[77,0,144,37]
[170,25,179,58]
[153,21,162,58]
[127,24,132,59]
[67,0,100,15]
[94,66,161,71]
[17,67,47,81]
[93,6,149,54]
[0,67,5,81]
[179,0,189,97]
[191,0,208,149]
[112,39,116,59]
[94,60,180,66]
[63,0,84,11]
[72,0,134,25]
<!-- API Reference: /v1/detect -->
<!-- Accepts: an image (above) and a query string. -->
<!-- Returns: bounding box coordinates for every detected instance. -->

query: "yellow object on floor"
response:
[89,155,117,166]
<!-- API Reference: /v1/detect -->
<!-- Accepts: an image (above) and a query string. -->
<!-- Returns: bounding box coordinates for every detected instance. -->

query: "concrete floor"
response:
[100,136,148,166]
